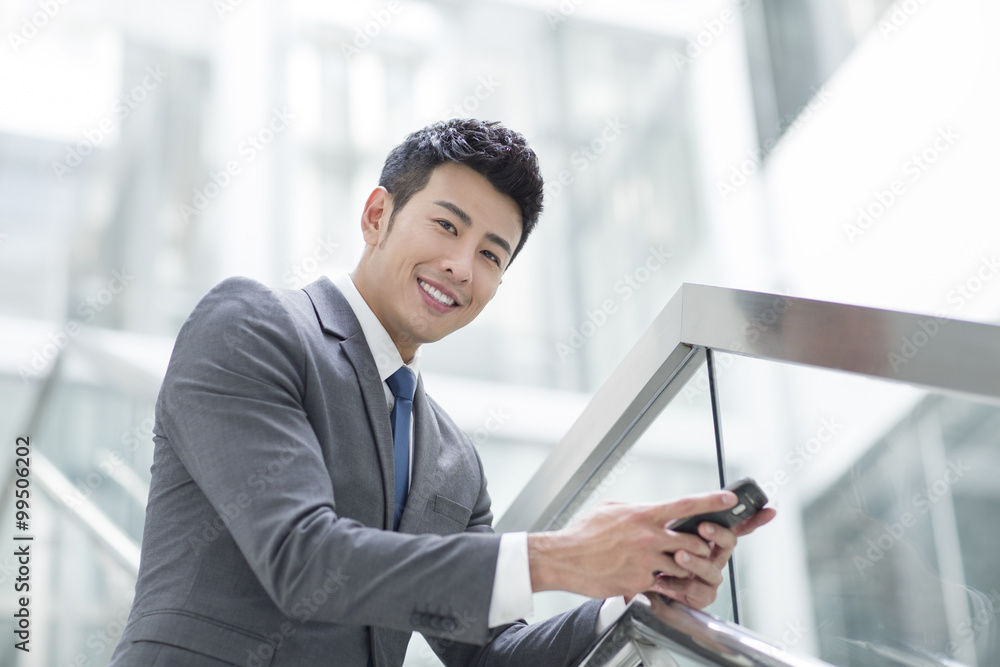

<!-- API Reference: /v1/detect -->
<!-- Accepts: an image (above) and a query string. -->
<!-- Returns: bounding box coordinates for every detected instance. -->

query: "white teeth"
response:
[419,279,456,306]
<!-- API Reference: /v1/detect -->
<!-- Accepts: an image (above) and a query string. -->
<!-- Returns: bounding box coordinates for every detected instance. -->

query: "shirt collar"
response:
[332,273,422,383]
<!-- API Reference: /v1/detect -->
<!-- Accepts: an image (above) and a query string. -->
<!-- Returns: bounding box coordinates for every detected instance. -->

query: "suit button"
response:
[410,613,423,626]
[441,619,457,633]
[429,617,442,630]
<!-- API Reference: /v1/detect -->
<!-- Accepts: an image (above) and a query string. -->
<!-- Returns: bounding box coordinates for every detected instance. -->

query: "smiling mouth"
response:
[417,278,458,307]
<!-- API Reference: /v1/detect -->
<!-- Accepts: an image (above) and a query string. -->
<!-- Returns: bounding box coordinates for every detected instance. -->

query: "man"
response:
[109,118,773,666]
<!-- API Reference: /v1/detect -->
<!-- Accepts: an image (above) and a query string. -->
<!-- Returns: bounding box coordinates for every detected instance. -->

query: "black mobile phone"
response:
[665,477,769,534]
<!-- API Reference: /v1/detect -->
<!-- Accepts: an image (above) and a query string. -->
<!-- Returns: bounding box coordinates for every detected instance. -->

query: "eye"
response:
[436,219,456,234]
[482,249,502,267]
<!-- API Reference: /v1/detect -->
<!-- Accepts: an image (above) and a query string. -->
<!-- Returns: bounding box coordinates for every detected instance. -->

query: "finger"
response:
[733,507,777,537]
[651,552,697,580]
[660,530,714,559]
[709,509,778,569]
[649,576,718,609]
[698,524,736,568]
[650,491,738,526]
[673,550,724,588]
[698,523,737,551]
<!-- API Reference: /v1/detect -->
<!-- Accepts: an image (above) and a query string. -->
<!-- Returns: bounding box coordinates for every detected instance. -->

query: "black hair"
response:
[378,118,543,267]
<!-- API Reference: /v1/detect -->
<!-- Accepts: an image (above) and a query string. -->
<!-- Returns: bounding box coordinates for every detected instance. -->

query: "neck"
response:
[350,266,418,364]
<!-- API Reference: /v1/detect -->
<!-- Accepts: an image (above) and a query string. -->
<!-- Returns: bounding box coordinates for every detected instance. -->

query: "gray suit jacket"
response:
[109,276,601,666]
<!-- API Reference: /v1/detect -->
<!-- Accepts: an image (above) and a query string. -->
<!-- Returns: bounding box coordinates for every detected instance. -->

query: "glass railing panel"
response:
[712,352,1000,666]
[527,363,732,625]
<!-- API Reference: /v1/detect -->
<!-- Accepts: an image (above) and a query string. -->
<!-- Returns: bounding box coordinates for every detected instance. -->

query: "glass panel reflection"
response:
[714,353,1000,666]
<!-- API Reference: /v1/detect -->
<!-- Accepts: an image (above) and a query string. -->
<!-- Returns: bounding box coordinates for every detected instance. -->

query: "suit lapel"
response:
[398,375,441,534]
[341,335,397,530]
[303,277,397,530]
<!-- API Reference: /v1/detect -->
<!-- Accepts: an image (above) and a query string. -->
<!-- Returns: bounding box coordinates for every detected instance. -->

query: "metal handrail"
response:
[32,452,141,575]
[575,594,834,667]
[496,283,1000,533]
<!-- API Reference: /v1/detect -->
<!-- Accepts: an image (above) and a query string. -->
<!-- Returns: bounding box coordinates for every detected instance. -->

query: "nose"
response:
[441,245,474,284]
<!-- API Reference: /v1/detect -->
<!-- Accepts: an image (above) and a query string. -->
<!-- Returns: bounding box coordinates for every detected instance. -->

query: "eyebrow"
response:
[432,200,512,260]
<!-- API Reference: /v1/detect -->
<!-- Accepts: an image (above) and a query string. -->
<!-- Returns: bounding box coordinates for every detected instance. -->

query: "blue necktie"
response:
[386,366,416,531]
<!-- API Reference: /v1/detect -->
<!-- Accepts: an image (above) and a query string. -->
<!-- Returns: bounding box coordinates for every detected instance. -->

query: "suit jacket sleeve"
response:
[429,600,604,667]
[157,277,503,643]
[422,408,604,666]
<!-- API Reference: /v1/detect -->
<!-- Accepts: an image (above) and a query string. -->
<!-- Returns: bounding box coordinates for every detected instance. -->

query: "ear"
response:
[360,186,393,246]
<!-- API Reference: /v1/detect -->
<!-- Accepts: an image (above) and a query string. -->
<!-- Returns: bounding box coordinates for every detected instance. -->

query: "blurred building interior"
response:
[1,0,999,665]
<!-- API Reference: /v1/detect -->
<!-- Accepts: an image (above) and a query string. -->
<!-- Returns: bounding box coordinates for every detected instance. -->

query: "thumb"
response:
[651,490,738,526]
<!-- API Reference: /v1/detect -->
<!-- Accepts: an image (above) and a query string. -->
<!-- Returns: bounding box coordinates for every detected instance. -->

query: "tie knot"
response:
[386,366,416,401]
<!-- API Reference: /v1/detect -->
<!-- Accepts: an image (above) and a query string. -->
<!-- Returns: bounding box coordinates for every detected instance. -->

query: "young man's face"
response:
[353,162,523,361]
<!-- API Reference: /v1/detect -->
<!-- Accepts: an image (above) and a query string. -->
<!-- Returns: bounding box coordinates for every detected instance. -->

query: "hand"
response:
[640,506,777,609]
[527,491,744,600]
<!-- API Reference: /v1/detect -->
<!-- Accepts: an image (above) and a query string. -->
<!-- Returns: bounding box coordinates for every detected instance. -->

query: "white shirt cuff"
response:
[488,532,533,628]
[595,596,628,635]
